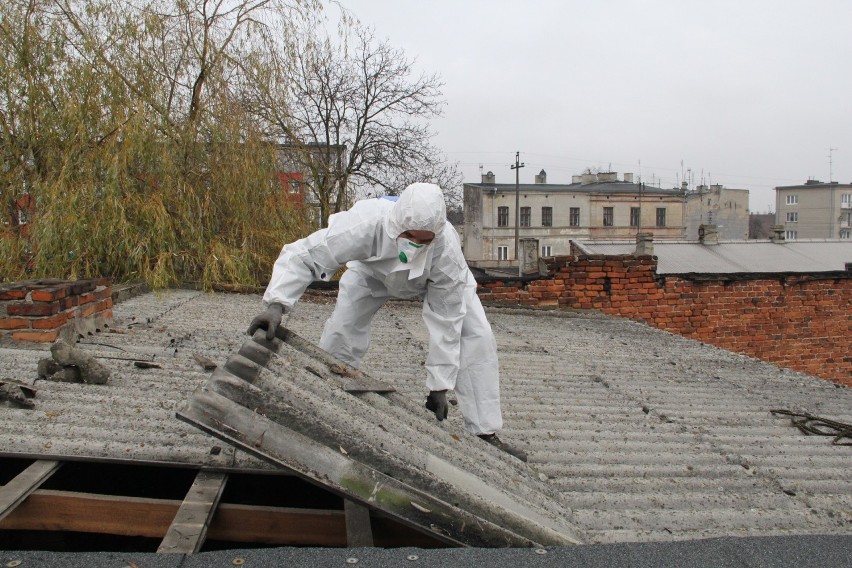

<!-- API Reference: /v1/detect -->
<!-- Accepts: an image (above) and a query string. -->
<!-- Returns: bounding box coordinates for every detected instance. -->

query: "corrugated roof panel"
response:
[575,240,852,274]
[0,290,849,544]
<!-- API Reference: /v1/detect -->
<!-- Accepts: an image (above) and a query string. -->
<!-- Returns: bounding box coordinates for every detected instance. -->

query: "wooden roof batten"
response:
[177,327,585,548]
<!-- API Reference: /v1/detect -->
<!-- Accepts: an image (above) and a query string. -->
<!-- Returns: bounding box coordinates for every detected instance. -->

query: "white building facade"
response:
[463,171,686,263]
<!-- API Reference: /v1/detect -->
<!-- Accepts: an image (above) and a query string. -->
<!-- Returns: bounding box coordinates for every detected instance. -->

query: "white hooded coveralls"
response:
[262,183,502,435]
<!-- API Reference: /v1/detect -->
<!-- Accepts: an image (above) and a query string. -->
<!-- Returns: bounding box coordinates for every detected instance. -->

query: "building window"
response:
[541,245,552,257]
[520,206,531,227]
[842,212,852,227]
[656,207,666,227]
[541,207,552,227]
[842,193,852,208]
[569,207,580,227]
[289,181,302,194]
[786,212,798,222]
[497,206,509,227]
[786,194,798,205]
[840,229,851,239]
[497,245,508,260]
[786,230,797,240]
[603,207,614,227]
[630,207,641,228]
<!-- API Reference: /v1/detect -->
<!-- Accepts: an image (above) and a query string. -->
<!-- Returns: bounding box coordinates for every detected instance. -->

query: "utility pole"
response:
[511,152,525,274]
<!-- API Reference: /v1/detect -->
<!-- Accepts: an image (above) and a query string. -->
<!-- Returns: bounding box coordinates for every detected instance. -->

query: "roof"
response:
[776,181,852,190]
[573,239,852,274]
[465,181,683,196]
[1,289,851,545]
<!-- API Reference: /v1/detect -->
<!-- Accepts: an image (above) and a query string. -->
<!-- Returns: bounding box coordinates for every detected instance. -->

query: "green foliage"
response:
[0,0,311,289]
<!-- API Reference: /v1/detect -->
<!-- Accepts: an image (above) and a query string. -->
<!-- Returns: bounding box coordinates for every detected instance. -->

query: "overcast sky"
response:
[337,0,851,213]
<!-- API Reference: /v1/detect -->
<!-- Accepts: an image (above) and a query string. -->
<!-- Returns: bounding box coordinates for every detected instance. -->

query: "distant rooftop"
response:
[573,239,852,275]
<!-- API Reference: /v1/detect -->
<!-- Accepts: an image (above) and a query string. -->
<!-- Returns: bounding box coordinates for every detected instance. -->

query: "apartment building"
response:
[463,170,685,262]
[775,180,852,240]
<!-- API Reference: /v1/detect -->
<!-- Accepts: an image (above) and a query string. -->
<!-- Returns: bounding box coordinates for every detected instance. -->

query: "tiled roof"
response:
[1,290,849,544]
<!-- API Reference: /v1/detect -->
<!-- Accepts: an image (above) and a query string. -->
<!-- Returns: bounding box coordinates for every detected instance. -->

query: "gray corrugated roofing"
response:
[1,289,850,544]
[575,239,852,274]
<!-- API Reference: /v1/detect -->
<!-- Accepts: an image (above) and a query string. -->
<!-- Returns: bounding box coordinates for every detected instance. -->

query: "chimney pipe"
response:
[635,232,654,256]
[698,224,719,245]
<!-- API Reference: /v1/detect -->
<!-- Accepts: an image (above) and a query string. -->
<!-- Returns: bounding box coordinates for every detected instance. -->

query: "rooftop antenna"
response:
[828,147,838,183]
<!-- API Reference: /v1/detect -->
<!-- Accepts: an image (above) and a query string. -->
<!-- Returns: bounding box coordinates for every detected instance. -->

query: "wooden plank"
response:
[157,470,228,554]
[344,499,374,547]
[0,460,61,522]
[0,489,348,546]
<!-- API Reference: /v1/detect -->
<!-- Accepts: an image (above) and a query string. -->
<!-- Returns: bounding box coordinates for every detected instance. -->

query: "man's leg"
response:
[319,270,387,368]
[453,284,503,436]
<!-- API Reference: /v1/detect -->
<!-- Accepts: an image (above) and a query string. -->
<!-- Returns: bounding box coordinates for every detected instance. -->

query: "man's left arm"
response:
[421,258,468,392]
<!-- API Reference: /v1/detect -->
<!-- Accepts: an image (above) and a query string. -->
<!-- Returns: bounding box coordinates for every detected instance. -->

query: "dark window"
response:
[520,207,531,227]
[541,207,553,227]
[569,207,580,227]
[603,207,614,227]
[656,207,666,227]
[630,207,640,228]
[497,206,509,227]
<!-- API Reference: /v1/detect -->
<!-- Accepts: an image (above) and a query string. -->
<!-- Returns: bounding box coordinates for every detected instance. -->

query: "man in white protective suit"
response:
[248,182,527,461]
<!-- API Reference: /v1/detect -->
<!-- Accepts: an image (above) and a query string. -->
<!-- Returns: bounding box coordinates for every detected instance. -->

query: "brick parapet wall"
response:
[0,278,113,343]
[477,255,852,386]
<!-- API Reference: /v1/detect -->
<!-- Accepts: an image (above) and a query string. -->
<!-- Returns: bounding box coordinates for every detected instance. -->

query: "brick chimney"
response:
[771,225,786,243]
[534,169,547,184]
[0,279,113,343]
[481,171,496,184]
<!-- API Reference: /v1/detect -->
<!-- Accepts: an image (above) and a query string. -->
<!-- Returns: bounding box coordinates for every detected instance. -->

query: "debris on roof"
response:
[37,340,111,384]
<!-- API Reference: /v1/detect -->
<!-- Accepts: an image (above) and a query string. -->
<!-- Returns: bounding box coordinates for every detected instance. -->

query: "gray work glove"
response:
[425,390,449,421]
[247,302,287,340]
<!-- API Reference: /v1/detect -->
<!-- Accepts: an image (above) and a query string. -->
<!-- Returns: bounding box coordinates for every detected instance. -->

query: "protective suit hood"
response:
[384,183,447,239]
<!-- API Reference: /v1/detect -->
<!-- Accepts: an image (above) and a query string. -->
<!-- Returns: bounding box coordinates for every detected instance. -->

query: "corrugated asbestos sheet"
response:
[1,290,850,544]
[177,328,584,547]
[574,240,852,274]
[0,290,269,469]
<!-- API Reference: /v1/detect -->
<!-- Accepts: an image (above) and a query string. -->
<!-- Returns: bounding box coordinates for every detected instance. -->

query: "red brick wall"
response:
[0,279,113,343]
[477,255,852,386]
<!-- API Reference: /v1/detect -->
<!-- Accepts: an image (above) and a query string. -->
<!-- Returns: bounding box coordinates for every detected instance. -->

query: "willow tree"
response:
[0,0,317,287]
[245,22,461,228]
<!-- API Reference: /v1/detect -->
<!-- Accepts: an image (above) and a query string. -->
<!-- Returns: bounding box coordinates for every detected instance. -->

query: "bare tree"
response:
[245,22,458,227]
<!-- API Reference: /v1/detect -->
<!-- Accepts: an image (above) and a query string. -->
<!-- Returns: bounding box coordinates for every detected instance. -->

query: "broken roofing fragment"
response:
[37,340,111,384]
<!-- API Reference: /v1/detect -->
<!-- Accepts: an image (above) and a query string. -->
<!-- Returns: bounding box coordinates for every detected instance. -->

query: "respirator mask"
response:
[397,238,426,264]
